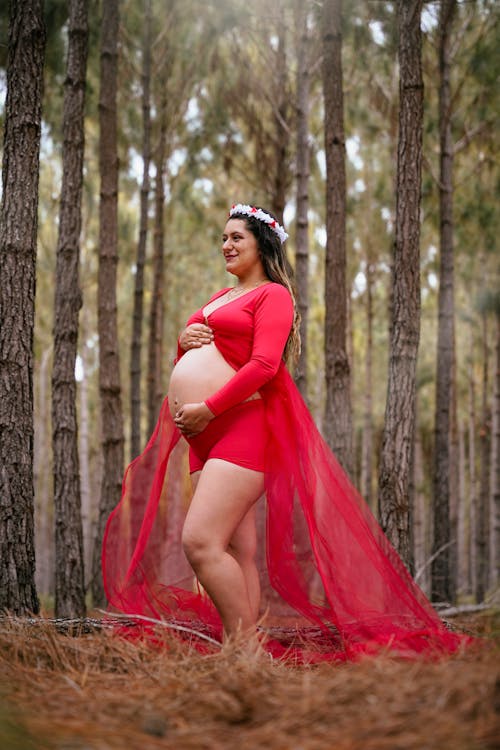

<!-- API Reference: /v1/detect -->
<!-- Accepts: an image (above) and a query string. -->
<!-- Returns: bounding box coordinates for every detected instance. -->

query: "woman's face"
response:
[222,219,264,278]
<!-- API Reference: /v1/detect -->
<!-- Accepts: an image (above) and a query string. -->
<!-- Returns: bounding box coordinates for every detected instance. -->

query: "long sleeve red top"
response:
[176,282,294,416]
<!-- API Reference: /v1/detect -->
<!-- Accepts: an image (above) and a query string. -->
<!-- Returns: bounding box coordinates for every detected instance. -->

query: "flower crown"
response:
[229,203,289,244]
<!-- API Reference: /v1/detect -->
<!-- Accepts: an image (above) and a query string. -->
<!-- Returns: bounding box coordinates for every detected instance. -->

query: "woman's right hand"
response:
[179,323,214,351]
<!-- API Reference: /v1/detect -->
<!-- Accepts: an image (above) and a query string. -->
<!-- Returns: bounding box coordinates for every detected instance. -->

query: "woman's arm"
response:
[204,284,293,416]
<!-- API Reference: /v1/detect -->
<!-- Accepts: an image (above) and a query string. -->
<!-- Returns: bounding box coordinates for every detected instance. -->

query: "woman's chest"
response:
[205,302,255,343]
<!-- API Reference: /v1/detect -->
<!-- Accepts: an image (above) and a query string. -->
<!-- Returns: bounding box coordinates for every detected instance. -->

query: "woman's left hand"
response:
[174,402,214,437]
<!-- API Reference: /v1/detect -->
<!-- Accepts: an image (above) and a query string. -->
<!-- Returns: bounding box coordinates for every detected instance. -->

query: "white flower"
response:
[229,203,289,243]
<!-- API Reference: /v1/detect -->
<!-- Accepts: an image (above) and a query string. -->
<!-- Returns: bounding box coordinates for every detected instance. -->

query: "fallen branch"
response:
[0,612,221,648]
[97,609,222,647]
[436,603,492,617]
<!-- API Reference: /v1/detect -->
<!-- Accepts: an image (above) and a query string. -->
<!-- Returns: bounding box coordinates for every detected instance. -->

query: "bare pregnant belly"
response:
[168,343,259,418]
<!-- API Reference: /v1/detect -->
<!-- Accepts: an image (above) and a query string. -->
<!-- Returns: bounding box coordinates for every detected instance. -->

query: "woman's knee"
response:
[228,532,257,565]
[182,524,219,569]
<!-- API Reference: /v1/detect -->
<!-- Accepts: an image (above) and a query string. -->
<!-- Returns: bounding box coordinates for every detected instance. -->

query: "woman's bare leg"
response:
[227,505,261,622]
[183,458,264,637]
[190,470,261,622]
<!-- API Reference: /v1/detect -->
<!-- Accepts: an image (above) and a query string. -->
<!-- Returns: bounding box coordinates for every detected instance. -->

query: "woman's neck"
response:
[233,272,269,290]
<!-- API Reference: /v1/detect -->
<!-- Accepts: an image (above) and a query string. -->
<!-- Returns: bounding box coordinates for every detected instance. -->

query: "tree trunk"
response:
[34,346,53,597]
[457,419,468,596]
[468,357,477,595]
[293,0,310,400]
[270,0,289,225]
[79,331,92,589]
[477,312,490,601]
[378,0,423,570]
[449,345,460,598]
[0,0,45,615]
[51,0,88,620]
[431,0,457,604]
[147,95,167,438]
[92,0,124,607]
[361,260,375,509]
[490,313,500,593]
[130,0,152,460]
[321,0,353,477]
[412,422,429,595]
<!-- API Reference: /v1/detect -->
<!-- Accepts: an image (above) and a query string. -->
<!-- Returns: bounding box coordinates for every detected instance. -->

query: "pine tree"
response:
[130,0,152,460]
[378,0,424,569]
[92,0,124,606]
[52,0,89,619]
[321,0,353,477]
[0,0,46,614]
[431,0,457,605]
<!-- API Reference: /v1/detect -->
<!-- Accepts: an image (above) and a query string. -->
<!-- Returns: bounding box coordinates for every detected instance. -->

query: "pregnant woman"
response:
[102,204,472,661]
[166,206,295,638]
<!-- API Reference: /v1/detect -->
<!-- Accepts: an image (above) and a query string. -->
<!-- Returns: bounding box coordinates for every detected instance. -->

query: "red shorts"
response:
[186,399,266,474]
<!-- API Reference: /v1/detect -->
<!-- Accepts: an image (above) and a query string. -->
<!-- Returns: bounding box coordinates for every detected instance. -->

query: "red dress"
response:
[102,283,473,661]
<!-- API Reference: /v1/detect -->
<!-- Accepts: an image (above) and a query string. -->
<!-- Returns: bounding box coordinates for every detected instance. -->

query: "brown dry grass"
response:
[0,611,499,750]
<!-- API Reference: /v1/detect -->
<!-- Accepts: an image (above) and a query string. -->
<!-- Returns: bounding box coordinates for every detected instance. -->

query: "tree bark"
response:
[477,312,490,601]
[293,0,310,399]
[457,419,468,596]
[270,0,289,225]
[92,0,124,606]
[78,327,92,588]
[361,260,375,509]
[130,0,152,460]
[51,0,89,619]
[412,422,429,595]
[378,0,423,570]
[34,346,53,597]
[0,0,45,615]
[431,0,457,604]
[449,346,460,598]
[490,313,500,592]
[147,94,167,438]
[468,357,477,595]
[321,0,353,477]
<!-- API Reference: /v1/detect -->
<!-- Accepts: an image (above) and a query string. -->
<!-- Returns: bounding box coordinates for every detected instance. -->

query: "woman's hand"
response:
[179,323,213,351]
[174,402,214,437]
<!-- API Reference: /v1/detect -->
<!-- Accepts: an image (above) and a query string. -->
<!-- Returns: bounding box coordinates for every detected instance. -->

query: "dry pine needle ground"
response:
[0,611,498,750]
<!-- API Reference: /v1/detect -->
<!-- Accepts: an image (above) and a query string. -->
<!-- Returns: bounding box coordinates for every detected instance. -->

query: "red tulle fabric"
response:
[102,320,474,664]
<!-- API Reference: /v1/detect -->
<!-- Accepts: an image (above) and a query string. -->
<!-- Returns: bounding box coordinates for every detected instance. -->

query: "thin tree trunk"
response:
[321,0,353,477]
[457,419,468,596]
[79,309,92,588]
[378,0,423,570]
[271,0,289,225]
[92,0,124,606]
[0,0,45,615]
[477,312,490,601]
[361,260,374,509]
[34,346,53,597]
[130,0,152,460]
[147,96,167,438]
[431,0,457,605]
[412,423,429,595]
[293,0,310,400]
[51,0,88,620]
[490,313,500,592]
[468,357,477,595]
[449,344,459,599]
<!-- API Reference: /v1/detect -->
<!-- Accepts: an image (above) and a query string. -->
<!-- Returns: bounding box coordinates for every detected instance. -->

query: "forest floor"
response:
[0,610,498,750]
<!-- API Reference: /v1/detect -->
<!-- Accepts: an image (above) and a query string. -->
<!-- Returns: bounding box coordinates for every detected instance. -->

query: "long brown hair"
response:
[230,206,301,365]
